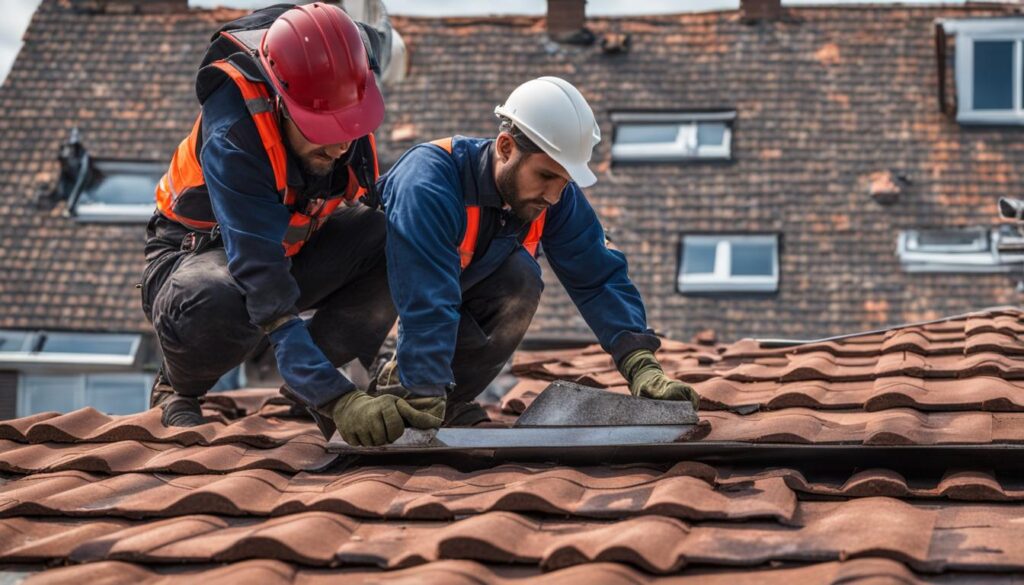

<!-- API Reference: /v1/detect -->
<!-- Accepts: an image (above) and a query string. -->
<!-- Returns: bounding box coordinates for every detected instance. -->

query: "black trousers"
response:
[447,248,544,409]
[142,206,397,398]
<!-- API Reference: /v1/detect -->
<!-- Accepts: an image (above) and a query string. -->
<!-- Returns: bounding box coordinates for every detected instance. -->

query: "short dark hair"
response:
[498,117,544,154]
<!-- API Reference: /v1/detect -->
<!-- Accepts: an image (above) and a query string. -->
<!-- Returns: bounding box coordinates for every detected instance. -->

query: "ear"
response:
[495,132,516,163]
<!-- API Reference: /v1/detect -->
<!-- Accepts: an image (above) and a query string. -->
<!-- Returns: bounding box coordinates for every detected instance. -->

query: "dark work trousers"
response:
[141,206,397,398]
[447,248,544,416]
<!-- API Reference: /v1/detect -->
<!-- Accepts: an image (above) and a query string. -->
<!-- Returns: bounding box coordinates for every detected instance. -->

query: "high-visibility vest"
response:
[429,137,546,270]
[155,59,379,257]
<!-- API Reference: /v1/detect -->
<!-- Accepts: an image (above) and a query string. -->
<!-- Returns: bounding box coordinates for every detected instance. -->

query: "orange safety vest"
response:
[429,137,546,269]
[155,59,379,257]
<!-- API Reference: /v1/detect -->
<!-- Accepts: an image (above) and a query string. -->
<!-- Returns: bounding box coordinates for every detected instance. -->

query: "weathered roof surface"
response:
[3,307,1024,582]
[3,1,1024,339]
[380,4,1024,341]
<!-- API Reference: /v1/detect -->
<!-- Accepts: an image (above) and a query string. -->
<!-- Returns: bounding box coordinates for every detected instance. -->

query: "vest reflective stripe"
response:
[155,59,375,257]
[460,206,481,269]
[429,137,547,270]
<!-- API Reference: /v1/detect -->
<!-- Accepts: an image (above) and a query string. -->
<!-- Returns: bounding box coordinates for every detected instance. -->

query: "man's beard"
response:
[496,154,533,221]
[299,153,335,178]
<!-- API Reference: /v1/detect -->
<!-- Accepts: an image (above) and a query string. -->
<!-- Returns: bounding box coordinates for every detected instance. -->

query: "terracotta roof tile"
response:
[0,407,319,447]
[9,499,1024,574]
[20,558,934,585]
[0,437,333,474]
[0,463,797,522]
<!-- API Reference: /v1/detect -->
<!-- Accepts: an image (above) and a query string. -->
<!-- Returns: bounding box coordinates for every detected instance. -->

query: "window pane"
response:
[730,241,776,276]
[918,230,985,249]
[21,375,79,415]
[616,124,680,144]
[41,333,137,356]
[697,122,726,147]
[86,375,150,415]
[682,241,717,274]
[0,331,30,352]
[973,40,1014,110]
[81,172,160,205]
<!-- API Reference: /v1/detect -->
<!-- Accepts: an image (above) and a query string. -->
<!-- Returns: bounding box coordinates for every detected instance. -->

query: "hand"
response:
[619,349,700,410]
[397,396,446,429]
[268,317,355,409]
[370,358,446,429]
[331,390,405,447]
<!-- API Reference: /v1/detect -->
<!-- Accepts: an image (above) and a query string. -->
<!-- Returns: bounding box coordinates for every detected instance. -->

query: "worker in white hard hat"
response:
[365,77,699,442]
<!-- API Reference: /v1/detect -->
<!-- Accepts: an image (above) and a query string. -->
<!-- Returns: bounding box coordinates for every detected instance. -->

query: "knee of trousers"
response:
[152,273,257,355]
[500,255,545,314]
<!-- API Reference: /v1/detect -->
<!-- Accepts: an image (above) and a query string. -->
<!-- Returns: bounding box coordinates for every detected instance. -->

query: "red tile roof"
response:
[2,306,1024,581]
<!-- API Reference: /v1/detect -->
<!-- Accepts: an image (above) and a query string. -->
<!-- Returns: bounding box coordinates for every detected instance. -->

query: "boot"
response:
[150,367,205,427]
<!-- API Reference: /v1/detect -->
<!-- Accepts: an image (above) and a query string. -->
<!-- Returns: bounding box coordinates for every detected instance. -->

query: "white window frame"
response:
[17,372,153,417]
[944,18,1024,124]
[897,228,1022,273]
[0,331,142,369]
[611,111,734,162]
[678,234,779,293]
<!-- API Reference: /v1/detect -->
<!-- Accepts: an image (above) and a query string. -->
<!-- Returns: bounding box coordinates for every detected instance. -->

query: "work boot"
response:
[149,367,205,427]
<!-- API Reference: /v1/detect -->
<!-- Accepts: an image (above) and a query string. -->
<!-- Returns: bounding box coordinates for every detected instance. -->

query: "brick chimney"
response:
[547,0,586,36]
[71,0,188,14]
[741,0,782,22]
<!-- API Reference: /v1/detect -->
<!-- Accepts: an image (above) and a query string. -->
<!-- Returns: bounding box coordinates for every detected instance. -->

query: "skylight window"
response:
[611,111,734,162]
[70,160,162,222]
[678,234,779,293]
[897,228,1021,272]
[54,128,160,223]
[943,18,1024,124]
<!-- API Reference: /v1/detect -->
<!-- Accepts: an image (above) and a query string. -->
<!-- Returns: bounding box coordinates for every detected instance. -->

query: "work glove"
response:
[370,358,446,430]
[619,349,701,411]
[267,317,356,409]
[330,389,406,447]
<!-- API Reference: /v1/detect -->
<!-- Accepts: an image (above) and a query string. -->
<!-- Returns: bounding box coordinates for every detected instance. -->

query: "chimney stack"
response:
[547,0,586,37]
[741,0,783,22]
[71,0,188,14]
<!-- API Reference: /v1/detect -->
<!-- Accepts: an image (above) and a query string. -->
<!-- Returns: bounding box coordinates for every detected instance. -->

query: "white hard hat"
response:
[494,76,602,188]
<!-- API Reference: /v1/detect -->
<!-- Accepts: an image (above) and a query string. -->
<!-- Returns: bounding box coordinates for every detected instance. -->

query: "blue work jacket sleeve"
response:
[200,81,300,328]
[542,184,661,365]
[380,145,465,396]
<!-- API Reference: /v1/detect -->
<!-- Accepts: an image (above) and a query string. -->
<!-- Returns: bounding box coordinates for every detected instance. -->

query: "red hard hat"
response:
[258,3,384,145]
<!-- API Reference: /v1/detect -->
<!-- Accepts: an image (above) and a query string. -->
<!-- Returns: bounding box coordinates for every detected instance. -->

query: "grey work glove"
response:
[330,389,406,447]
[619,349,701,411]
[370,358,446,430]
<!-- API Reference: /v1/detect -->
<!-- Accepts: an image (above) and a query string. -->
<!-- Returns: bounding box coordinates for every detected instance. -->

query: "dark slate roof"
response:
[1,1,1023,342]
[3,307,1024,581]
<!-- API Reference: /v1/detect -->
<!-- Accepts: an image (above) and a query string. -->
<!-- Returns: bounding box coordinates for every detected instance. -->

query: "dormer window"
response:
[943,18,1024,125]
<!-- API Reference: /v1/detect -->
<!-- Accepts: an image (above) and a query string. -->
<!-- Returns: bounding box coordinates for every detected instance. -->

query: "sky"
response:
[0,0,991,84]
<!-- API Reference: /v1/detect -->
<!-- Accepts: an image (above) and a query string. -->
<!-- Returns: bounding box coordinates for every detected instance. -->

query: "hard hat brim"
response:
[281,77,385,145]
[561,158,598,188]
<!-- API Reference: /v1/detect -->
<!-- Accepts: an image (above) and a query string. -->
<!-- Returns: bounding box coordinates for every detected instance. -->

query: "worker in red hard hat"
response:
[144,3,407,444]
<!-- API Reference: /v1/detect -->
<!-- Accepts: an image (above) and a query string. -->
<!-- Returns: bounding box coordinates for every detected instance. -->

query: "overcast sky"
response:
[0,0,990,84]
